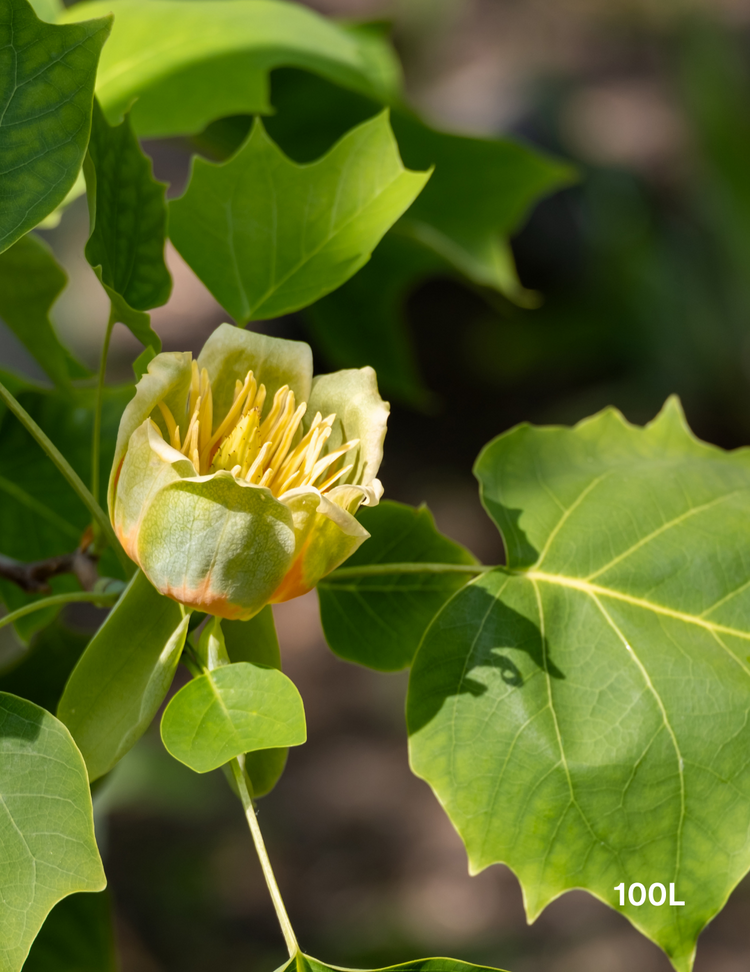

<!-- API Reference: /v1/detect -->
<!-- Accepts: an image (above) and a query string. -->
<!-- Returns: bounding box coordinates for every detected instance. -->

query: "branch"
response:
[0,549,99,594]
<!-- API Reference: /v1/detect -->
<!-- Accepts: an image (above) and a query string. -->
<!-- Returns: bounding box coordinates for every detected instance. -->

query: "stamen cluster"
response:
[154,361,358,497]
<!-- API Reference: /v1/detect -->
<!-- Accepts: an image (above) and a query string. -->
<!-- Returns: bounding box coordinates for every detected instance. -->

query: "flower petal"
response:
[305,366,389,491]
[136,473,299,619]
[108,351,193,515]
[197,323,313,425]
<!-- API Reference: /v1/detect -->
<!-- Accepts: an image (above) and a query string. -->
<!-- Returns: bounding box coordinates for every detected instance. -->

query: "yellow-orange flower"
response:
[109,325,388,619]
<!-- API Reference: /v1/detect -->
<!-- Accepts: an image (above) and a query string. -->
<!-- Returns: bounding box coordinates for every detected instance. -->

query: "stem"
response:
[92,310,115,510]
[326,562,495,580]
[0,590,120,632]
[0,379,131,575]
[230,757,299,958]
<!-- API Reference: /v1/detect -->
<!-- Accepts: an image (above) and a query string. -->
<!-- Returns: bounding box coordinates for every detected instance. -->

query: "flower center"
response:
[153,361,358,497]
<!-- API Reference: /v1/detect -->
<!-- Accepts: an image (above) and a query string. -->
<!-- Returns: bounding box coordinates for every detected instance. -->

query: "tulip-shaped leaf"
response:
[161,661,306,773]
[22,891,116,972]
[224,610,289,797]
[0,0,111,253]
[59,0,400,137]
[0,692,105,972]
[408,397,750,972]
[0,234,87,387]
[84,101,171,351]
[58,571,189,781]
[277,956,510,972]
[169,112,430,322]
[319,501,480,671]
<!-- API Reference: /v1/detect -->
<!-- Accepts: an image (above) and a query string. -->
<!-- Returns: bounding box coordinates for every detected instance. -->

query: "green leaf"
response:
[22,891,116,972]
[84,100,171,350]
[391,112,576,295]
[319,500,479,672]
[0,382,130,641]
[0,692,105,972]
[277,955,510,972]
[161,661,306,774]
[0,0,111,253]
[304,233,441,407]
[169,112,430,322]
[0,234,86,387]
[0,620,88,713]
[59,0,400,138]
[223,608,288,797]
[58,570,189,781]
[408,397,750,972]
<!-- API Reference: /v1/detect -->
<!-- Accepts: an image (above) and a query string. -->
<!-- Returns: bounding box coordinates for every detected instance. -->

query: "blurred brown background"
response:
[7,0,750,968]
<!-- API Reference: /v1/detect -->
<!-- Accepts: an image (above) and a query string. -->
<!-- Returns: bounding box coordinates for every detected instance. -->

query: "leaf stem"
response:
[91,309,115,510]
[0,378,131,574]
[0,590,120,632]
[324,562,494,581]
[230,757,299,959]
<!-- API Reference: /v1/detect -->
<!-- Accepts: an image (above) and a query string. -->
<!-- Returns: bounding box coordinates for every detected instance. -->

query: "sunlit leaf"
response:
[161,661,306,774]
[408,397,750,972]
[60,0,401,138]
[319,501,478,672]
[0,692,105,972]
[0,0,111,253]
[224,609,288,797]
[169,112,429,322]
[58,571,188,781]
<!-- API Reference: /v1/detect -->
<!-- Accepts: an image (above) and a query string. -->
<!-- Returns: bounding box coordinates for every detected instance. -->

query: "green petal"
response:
[107,351,192,514]
[305,366,389,489]
[112,419,191,559]
[196,322,313,425]
[136,473,299,618]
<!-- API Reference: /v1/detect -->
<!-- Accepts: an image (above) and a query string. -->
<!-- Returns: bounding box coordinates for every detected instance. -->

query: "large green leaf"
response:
[84,101,171,350]
[59,0,400,138]
[224,609,289,797]
[277,956,509,972]
[319,500,479,672]
[0,692,105,972]
[169,112,429,322]
[0,234,87,387]
[0,381,130,641]
[58,570,188,781]
[0,0,111,253]
[22,891,116,972]
[161,660,306,774]
[408,397,750,972]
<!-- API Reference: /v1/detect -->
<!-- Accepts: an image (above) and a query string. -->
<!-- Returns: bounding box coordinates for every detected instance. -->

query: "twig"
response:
[0,548,99,594]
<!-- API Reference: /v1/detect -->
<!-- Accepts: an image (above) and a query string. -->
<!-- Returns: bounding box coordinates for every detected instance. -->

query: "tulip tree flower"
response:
[109,325,388,619]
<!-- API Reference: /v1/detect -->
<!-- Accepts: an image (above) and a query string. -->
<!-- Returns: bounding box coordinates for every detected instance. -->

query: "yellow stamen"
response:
[157,401,181,450]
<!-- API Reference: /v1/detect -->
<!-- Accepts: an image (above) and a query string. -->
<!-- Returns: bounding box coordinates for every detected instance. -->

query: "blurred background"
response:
[7,0,750,968]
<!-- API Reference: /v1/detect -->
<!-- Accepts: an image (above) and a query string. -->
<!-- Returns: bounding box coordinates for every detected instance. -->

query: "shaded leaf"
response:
[22,891,116,972]
[161,661,306,774]
[60,0,400,137]
[408,398,750,972]
[320,500,478,671]
[58,570,188,781]
[0,620,88,713]
[0,234,87,387]
[0,692,105,972]
[84,100,171,350]
[224,608,288,797]
[0,0,111,252]
[277,955,510,972]
[0,382,130,641]
[169,112,430,322]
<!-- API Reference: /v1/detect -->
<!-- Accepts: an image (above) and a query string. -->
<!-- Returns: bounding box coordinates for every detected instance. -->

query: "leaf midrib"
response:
[524,570,750,645]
